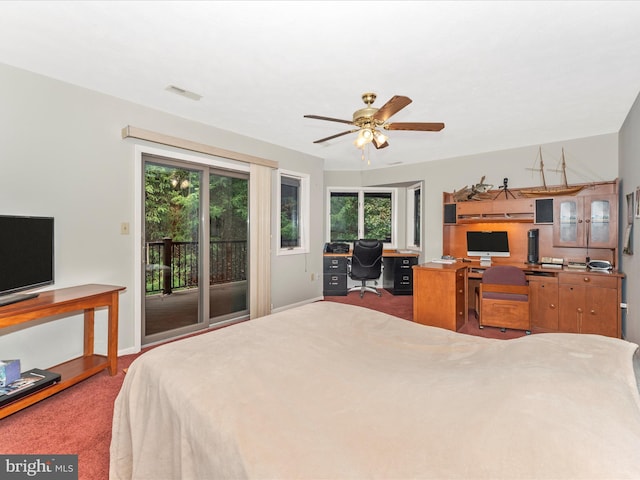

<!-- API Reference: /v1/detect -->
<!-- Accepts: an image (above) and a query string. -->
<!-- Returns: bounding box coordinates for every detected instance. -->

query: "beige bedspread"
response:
[110,302,640,479]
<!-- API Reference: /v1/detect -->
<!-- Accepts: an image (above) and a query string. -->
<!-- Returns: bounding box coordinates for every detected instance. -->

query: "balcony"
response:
[145,238,247,295]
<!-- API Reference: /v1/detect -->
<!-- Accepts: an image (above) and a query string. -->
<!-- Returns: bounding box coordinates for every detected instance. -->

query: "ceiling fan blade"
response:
[313,129,359,143]
[304,115,354,125]
[373,95,412,123]
[385,122,445,132]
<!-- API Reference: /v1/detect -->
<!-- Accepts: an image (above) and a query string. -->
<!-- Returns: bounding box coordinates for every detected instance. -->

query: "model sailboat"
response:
[520,147,585,197]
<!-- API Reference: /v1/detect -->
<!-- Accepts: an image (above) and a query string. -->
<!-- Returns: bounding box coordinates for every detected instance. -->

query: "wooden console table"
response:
[0,284,125,418]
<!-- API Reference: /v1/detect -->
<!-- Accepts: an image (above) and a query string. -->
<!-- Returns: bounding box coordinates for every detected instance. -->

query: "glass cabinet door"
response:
[557,198,579,245]
[588,197,613,247]
[553,195,617,248]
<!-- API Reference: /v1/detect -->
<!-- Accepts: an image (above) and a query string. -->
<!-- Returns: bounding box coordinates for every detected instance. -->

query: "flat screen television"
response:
[0,215,54,306]
[466,230,510,266]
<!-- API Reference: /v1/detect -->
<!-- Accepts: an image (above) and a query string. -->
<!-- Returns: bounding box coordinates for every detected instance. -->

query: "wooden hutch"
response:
[413,179,624,338]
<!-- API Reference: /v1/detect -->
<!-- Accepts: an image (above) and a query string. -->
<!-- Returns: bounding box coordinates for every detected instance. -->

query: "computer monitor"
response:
[466,231,510,266]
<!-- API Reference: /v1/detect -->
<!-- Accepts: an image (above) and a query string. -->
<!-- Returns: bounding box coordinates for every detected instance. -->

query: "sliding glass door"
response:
[142,154,249,345]
[208,169,249,319]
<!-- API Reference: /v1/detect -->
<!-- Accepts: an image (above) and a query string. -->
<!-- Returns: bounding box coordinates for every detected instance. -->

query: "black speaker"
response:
[443,203,457,224]
[534,198,553,224]
[527,228,539,264]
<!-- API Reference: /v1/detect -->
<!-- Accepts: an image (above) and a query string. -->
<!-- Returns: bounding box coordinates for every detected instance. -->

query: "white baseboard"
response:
[271,296,323,314]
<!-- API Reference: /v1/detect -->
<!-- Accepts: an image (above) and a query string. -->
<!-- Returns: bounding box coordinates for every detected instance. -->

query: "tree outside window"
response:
[330,192,358,242]
[278,170,309,254]
[280,176,300,248]
[329,189,395,245]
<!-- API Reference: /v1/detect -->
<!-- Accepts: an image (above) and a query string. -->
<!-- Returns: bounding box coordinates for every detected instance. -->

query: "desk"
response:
[0,284,125,418]
[413,262,623,338]
[323,251,419,296]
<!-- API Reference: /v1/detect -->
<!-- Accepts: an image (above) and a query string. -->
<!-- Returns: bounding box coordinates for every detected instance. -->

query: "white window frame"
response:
[277,169,310,255]
[406,182,423,252]
[326,187,398,249]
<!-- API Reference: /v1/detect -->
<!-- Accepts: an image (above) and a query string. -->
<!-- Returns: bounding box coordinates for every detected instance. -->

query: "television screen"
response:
[0,215,54,296]
[466,231,510,261]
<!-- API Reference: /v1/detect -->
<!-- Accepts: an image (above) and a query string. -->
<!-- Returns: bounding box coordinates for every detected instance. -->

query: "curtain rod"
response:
[121,126,278,169]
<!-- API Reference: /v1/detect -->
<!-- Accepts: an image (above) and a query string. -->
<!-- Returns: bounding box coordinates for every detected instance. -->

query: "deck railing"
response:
[145,238,247,295]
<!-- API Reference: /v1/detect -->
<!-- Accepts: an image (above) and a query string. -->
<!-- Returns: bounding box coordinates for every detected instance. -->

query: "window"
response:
[277,170,309,254]
[329,191,358,242]
[406,183,422,250]
[328,188,396,247]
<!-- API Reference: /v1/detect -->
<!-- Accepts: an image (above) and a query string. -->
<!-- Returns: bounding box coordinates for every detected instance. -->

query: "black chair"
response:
[348,239,383,298]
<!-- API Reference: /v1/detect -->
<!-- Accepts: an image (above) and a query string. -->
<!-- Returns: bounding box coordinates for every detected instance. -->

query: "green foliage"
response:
[145,165,200,242]
[329,192,392,242]
[280,183,299,247]
[145,165,248,243]
[144,164,249,294]
[364,195,392,242]
[330,194,358,241]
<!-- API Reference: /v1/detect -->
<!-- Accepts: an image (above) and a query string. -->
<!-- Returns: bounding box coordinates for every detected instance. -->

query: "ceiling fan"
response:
[304,93,444,150]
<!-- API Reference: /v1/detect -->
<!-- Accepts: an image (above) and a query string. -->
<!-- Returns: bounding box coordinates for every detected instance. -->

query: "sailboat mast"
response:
[539,147,547,189]
[560,147,569,188]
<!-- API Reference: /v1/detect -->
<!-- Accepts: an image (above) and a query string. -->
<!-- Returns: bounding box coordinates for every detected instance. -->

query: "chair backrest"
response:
[350,239,383,280]
[481,265,527,286]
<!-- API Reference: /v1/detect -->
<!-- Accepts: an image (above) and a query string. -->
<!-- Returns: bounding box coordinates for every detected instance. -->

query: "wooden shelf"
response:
[0,284,125,419]
[457,213,534,223]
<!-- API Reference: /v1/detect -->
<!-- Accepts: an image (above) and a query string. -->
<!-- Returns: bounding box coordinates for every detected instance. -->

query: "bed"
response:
[110,301,640,479]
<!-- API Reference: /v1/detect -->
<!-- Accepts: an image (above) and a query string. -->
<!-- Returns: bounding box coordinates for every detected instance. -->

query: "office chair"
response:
[478,265,530,333]
[348,239,383,298]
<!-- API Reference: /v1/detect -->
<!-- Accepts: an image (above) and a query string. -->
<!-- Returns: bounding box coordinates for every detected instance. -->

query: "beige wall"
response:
[0,63,324,368]
[619,90,640,343]
[326,134,619,264]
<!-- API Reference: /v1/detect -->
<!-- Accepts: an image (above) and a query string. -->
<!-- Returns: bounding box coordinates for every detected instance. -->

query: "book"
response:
[567,262,587,269]
[0,368,61,407]
[541,263,563,269]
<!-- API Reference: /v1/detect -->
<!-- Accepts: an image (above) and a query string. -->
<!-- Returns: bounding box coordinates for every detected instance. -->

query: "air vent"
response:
[166,85,202,101]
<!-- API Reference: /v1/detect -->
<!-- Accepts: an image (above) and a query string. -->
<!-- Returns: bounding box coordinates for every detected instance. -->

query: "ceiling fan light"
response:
[373,130,388,147]
[355,128,373,147]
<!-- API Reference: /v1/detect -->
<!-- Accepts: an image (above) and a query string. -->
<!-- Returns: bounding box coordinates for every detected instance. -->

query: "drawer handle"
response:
[590,309,596,315]
[583,277,591,283]
[550,304,556,309]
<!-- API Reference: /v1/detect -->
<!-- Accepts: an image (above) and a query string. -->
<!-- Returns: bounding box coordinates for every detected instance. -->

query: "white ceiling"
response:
[1,1,640,171]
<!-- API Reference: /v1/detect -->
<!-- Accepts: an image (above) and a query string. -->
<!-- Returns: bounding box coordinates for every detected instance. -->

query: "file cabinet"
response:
[383,256,418,295]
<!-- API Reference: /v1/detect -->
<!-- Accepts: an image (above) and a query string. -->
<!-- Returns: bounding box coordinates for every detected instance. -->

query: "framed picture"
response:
[624,224,633,255]
[636,187,640,218]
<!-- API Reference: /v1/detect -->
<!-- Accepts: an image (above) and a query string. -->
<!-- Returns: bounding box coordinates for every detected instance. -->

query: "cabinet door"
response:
[579,287,618,337]
[413,267,465,331]
[553,195,618,248]
[558,284,583,333]
[558,274,619,337]
[587,195,617,248]
[554,197,582,247]
[528,277,559,331]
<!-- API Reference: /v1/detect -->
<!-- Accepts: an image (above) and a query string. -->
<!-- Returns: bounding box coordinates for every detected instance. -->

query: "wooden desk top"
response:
[415,261,624,278]
[324,250,420,258]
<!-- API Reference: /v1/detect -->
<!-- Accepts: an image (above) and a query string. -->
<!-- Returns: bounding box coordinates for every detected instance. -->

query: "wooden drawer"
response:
[323,256,347,273]
[558,272,618,289]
